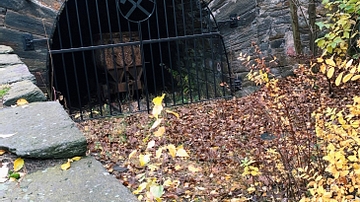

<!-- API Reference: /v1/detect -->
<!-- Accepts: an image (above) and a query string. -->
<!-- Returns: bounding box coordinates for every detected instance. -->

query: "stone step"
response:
[0,101,87,159]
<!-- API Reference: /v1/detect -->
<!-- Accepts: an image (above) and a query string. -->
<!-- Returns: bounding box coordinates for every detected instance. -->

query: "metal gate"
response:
[47,0,232,120]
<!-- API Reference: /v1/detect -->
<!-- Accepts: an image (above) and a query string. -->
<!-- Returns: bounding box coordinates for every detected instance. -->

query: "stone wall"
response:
[208,0,318,86]
[0,0,63,91]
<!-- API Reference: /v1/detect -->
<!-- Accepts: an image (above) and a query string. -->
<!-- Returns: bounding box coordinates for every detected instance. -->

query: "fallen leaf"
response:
[165,110,180,118]
[147,140,156,149]
[128,150,137,159]
[16,98,28,106]
[71,156,82,161]
[154,126,165,137]
[155,147,163,159]
[0,150,6,155]
[0,163,9,182]
[0,133,16,138]
[150,118,163,130]
[188,165,201,173]
[139,154,151,167]
[167,144,176,158]
[61,160,71,170]
[176,148,189,157]
[13,158,24,172]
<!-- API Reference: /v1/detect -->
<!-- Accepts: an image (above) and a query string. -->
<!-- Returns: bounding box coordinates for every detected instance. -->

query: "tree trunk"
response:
[289,0,302,55]
[308,0,317,56]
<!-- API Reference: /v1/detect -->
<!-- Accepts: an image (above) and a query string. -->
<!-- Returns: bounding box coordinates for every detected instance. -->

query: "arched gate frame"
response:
[48,0,232,120]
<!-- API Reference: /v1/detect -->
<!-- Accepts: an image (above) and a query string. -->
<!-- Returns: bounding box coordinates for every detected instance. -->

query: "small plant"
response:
[0,84,10,99]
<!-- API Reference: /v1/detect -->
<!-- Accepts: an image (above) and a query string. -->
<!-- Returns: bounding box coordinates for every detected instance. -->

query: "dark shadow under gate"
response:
[48,0,232,120]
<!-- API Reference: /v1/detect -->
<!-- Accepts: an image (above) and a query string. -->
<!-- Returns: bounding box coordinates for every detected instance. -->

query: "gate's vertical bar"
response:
[116,0,132,110]
[95,0,112,116]
[154,2,166,97]
[54,19,72,114]
[199,3,210,99]
[162,0,176,105]
[105,0,122,113]
[85,0,103,117]
[138,23,149,112]
[181,0,192,103]
[65,4,83,119]
[146,20,157,96]
[171,0,183,104]
[75,0,93,118]
[190,0,201,101]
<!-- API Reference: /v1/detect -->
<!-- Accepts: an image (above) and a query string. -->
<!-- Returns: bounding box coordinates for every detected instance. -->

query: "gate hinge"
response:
[22,33,49,51]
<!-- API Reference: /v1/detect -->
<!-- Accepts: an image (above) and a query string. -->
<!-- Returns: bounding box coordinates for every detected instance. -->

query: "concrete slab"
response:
[2,156,139,202]
[0,101,87,158]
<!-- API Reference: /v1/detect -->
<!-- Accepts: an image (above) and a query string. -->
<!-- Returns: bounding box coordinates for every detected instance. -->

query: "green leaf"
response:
[315,21,326,30]
[9,172,20,179]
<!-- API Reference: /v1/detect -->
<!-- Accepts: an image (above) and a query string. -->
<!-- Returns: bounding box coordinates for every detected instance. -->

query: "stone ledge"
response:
[0,101,87,159]
[3,80,47,106]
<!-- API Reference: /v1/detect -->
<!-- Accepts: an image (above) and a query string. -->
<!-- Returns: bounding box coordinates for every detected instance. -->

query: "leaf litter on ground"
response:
[78,69,360,201]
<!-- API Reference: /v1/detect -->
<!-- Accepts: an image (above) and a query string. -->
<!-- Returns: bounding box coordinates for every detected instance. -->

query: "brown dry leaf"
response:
[0,150,6,155]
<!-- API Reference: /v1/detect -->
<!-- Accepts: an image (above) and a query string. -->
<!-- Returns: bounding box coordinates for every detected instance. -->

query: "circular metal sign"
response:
[117,0,156,23]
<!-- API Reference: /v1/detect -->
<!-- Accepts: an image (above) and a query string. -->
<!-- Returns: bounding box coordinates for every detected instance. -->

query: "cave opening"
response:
[48,0,231,120]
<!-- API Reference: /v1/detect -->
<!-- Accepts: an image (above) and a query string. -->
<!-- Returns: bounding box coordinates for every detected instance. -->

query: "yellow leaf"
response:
[345,59,353,69]
[343,73,353,83]
[247,186,256,193]
[348,155,357,162]
[133,182,147,194]
[139,154,151,167]
[13,158,24,172]
[152,94,166,106]
[152,105,163,120]
[167,144,176,158]
[325,56,336,67]
[128,150,137,159]
[155,147,163,159]
[0,150,6,155]
[327,67,335,79]
[150,118,163,130]
[335,72,343,86]
[320,64,326,74]
[175,164,182,170]
[317,57,324,63]
[154,126,165,137]
[188,165,201,173]
[71,156,81,161]
[16,98,28,106]
[165,110,179,118]
[61,160,71,171]
[350,66,357,74]
[351,74,360,81]
[176,148,189,157]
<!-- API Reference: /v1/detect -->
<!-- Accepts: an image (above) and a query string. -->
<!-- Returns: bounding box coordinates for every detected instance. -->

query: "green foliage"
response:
[314,0,360,91]
[0,84,10,99]
[315,0,360,56]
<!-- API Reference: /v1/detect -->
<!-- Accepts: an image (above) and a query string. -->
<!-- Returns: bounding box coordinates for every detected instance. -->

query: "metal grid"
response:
[48,0,232,120]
